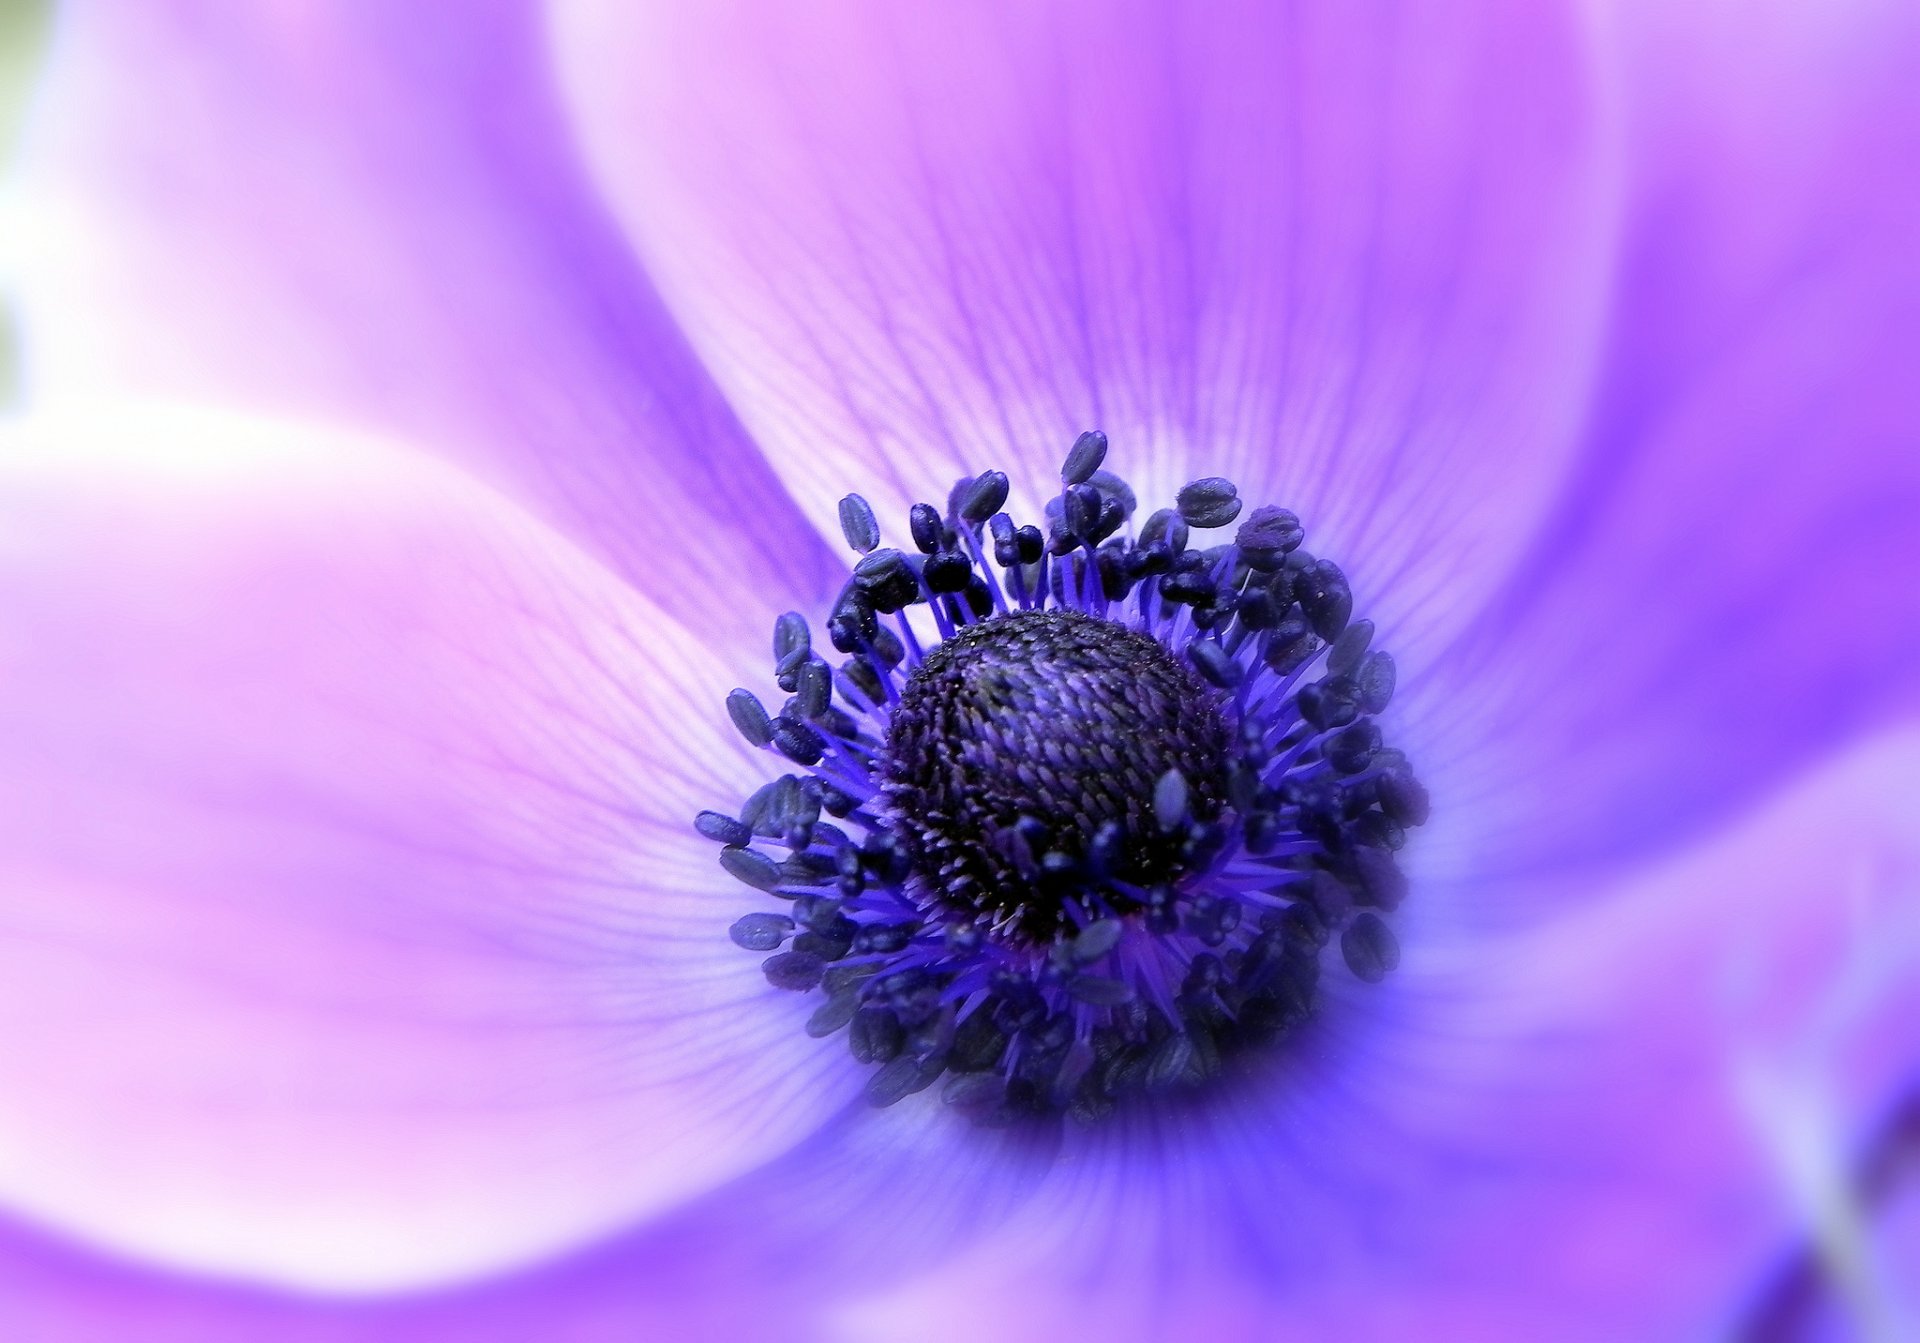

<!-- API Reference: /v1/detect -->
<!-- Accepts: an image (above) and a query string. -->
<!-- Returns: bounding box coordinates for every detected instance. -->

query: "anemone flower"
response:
[3,1,1919,1339]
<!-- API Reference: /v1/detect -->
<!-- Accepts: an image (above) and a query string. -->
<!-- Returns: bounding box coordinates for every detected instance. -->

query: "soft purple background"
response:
[2,1,1918,1338]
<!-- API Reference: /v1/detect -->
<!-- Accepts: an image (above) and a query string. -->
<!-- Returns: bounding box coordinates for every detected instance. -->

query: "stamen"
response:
[698,436,1427,1123]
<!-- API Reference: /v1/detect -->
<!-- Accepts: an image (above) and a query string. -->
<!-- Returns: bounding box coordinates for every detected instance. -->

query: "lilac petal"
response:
[245,720,1920,1333]
[1415,0,1920,886]
[12,726,1916,1337]
[0,411,859,1292]
[0,1108,1061,1340]
[553,0,1619,650]
[12,2,843,650]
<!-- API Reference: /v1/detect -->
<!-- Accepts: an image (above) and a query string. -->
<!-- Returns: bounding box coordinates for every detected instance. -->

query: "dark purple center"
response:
[881,609,1229,940]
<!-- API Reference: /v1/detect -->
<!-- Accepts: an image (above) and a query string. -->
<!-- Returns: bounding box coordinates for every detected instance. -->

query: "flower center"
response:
[695,433,1429,1123]
[884,609,1228,940]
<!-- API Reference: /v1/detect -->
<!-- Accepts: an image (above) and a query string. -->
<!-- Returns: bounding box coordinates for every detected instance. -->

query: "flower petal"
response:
[390,690,1920,1334]
[1414,0,1920,885]
[12,724,1916,1337]
[553,0,1620,652]
[8,2,843,647]
[0,409,857,1292]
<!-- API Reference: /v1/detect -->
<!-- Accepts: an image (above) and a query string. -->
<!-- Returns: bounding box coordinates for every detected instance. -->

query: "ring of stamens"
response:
[696,433,1428,1123]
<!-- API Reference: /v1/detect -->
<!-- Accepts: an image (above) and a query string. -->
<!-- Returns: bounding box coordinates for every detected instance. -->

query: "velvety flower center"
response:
[697,433,1428,1123]
[884,609,1229,941]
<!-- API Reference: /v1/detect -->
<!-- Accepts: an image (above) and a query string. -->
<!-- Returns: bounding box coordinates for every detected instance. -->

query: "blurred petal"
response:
[1735,1091,1920,1340]
[1416,0,1920,886]
[9,723,1918,1338]
[7,2,842,648]
[554,0,1620,656]
[0,1208,734,1343]
[0,409,857,1292]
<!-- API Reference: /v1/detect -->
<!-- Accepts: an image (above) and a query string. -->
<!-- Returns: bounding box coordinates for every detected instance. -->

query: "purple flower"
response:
[4,0,1919,1338]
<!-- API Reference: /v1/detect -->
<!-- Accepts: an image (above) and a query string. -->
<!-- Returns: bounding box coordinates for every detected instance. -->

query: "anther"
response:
[1062,429,1109,485]
[726,688,774,747]
[839,494,881,553]
[958,470,1010,524]
[1176,477,1243,528]
[909,502,945,554]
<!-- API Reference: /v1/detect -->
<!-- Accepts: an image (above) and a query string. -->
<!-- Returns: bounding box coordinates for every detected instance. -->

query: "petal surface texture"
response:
[1418,0,1920,887]
[553,0,1621,658]
[8,2,842,649]
[1,730,1918,1339]
[0,411,855,1291]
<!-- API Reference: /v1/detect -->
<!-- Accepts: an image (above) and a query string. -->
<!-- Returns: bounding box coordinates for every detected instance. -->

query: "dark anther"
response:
[793,659,833,719]
[869,625,906,670]
[1328,719,1381,773]
[849,1007,905,1064]
[720,845,783,891]
[726,688,775,747]
[1340,913,1399,983]
[1235,505,1304,568]
[773,611,810,664]
[959,470,1011,524]
[1160,569,1216,607]
[839,494,881,553]
[807,993,861,1037]
[1307,871,1355,922]
[1297,676,1361,732]
[1263,616,1319,674]
[1063,483,1102,538]
[764,950,827,992]
[1232,586,1279,630]
[989,513,1018,566]
[909,502,945,554]
[962,575,994,617]
[1176,477,1243,529]
[827,597,879,653]
[695,810,752,846]
[1376,767,1430,826]
[730,912,794,951]
[773,719,826,765]
[1062,429,1109,484]
[924,550,973,593]
[1295,558,1353,641]
[1345,845,1409,911]
[774,644,810,692]
[1014,524,1045,565]
[741,775,817,842]
[853,549,920,613]
[1356,650,1396,713]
